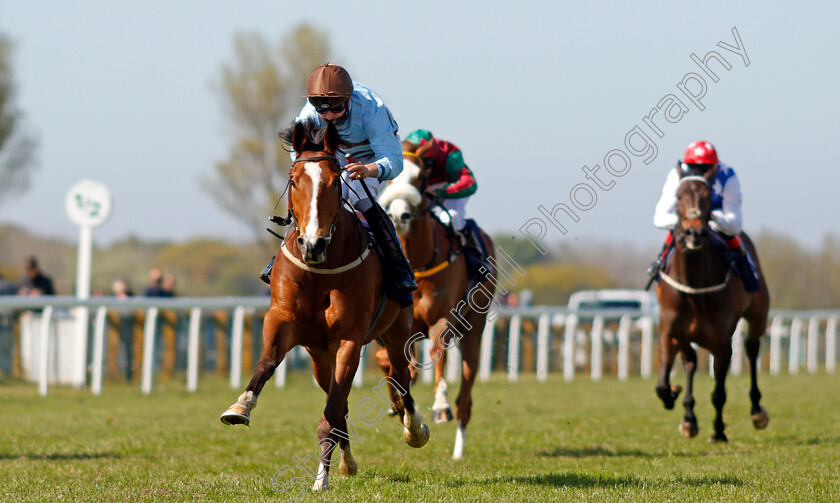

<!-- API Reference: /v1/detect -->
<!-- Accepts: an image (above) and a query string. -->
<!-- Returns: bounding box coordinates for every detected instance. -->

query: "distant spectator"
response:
[18,257,55,296]
[161,273,176,297]
[112,278,134,299]
[0,273,18,295]
[142,268,166,297]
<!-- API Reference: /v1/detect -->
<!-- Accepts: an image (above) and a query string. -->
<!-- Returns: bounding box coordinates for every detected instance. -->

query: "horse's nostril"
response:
[315,238,327,253]
[401,212,411,222]
[297,237,305,246]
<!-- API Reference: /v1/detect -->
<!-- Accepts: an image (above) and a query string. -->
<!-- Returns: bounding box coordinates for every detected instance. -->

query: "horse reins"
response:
[272,153,372,274]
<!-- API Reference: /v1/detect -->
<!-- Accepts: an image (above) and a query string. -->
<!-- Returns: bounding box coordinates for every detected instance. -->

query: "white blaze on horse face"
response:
[389,199,412,236]
[303,162,322,246]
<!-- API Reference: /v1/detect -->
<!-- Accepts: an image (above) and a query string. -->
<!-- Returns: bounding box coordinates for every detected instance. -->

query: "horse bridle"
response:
[285,154,344,245]
[673,175,711,244]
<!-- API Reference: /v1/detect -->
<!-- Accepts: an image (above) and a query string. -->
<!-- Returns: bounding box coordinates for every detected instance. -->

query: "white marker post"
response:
[66,180,113,388]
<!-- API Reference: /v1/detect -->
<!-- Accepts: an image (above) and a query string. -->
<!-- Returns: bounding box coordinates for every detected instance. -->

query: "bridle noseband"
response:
[673,175,710,244]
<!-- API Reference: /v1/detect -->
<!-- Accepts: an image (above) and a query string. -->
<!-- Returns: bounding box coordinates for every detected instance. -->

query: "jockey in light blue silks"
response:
[649,140,760,292]
[261,63,417,297]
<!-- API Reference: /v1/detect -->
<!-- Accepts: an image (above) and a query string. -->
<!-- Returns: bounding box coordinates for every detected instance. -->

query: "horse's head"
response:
[675,163,717,251]
[281,119,343,265]
[379,154,427,236]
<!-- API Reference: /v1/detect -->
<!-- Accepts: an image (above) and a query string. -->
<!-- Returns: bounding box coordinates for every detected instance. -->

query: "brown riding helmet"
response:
[306,63,353,110]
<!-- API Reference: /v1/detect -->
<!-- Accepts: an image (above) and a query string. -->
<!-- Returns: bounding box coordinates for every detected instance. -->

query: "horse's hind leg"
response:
[709,345,732,443]
[678,343,699,438]
[373,345,401,417]
[220,309,293,426]
[745,322,770,429]
[452,323,482,460]
[430,320,454,423]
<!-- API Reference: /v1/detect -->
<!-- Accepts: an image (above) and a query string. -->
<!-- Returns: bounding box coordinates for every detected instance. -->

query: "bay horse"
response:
[376,151,496,460]
[655,166,770,442]
[220,119,430,491]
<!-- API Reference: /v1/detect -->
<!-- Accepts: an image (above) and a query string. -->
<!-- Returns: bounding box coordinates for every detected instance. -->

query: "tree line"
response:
[1,224,837,310]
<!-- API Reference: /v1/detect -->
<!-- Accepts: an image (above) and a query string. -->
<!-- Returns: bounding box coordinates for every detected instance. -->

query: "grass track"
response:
[1,370,838,502]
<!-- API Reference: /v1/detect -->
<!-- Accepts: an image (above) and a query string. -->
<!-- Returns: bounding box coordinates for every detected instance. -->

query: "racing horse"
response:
[220,119,429,491]
[655,166,770,442]
[376,149,496,459]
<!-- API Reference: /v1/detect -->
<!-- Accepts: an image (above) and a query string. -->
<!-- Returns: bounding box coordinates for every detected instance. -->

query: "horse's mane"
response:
[278,117,328,152]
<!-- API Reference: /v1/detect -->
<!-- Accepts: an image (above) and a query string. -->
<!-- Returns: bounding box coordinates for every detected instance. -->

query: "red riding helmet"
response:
[683,141,718,166]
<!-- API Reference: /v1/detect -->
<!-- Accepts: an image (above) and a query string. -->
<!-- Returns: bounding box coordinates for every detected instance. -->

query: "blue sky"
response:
[1,1,837,251]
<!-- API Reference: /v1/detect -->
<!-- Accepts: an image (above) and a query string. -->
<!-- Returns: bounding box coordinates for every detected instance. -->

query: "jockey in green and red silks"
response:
[403,129,488,279]
[403,129,477,231]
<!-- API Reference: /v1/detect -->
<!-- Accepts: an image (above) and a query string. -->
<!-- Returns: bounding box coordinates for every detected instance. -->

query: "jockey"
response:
[649,140,760,292]
[261,63,417,295]
[402,129,489,278]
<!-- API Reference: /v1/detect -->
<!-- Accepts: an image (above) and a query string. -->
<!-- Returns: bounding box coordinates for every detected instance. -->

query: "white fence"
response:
[0,296,837,395]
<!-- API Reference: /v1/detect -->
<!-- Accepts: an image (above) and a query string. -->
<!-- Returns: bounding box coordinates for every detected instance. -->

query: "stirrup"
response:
[259,256,275,285]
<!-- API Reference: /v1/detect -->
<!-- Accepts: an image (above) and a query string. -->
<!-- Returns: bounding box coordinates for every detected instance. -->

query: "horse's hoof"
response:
[679,421,699,438]
[312,478,329,491]
[339,457,358,477]
[220,403,250,426]
[386,407,397,417]
[708,433,728,444]
[403,423,430,448]
[751,407,770,430]
[432,407,454,424]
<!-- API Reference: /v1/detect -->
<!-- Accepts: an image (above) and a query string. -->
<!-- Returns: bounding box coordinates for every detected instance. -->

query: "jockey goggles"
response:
[312,100,347,115]
[679,161,717,174]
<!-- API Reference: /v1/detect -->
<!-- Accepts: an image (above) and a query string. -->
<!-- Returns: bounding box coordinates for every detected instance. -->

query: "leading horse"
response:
[220,119,429,491]
[377,151,497,460]
[655,166,770,442]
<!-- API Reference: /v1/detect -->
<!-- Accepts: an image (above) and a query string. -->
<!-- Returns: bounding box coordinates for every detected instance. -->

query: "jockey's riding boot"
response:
[459,228,491,281]
[259,255,275,285]
[362,205,418,294]
[732,245,760,293]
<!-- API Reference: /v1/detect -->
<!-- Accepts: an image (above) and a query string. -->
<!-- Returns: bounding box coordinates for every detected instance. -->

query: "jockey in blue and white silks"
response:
[653,161,742,236]
[650,141,759,292]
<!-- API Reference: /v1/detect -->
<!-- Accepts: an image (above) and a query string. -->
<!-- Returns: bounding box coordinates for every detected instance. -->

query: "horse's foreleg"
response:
[313,339,363,491]
[309,352,358,479]
[709,346,732,443]
[655,326,682,410]
[745,335,770,429]
[430,320,454,423]
[452,327,481,460]
[380,336,430,448]
[679,343,699,438]
[220,310,293,426]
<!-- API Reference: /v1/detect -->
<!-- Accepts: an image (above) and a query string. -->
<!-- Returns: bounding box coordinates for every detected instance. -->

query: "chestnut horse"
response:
[655,167,770,442]
[377,151,496,460]
[220,120,429,491]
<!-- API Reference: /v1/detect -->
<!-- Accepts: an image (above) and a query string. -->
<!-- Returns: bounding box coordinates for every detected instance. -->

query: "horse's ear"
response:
[704,164,719,184]
[291,121,306,154]
[323,123,340,154]
[676,160,686,178]
[402,140,418,153]
[416,140,434,159]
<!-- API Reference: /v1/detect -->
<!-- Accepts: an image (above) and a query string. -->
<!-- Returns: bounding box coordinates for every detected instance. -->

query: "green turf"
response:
[1,370,838,502]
